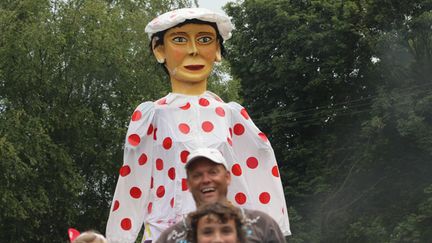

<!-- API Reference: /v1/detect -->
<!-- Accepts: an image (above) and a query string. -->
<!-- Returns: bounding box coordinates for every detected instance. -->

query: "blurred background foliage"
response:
[225,0,432,242]
[0,0,431,242]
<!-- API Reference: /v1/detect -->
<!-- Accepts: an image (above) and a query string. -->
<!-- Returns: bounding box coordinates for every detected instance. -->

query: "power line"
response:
[252,85,432,127]
[272,81,432,119]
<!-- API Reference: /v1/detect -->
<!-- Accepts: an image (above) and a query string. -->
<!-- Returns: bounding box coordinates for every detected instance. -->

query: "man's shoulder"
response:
[242,208,287,243]
[243,208,275,222]
[156,220,189,243]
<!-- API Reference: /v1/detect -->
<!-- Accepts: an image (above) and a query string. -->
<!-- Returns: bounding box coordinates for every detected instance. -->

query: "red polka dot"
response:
[241,108,250,120]
[147,124,154,135]
[179,123,190,134]
[157,98,167,105]
[231,164,242,176]
[215,107,225,117]
[272,165,279,177]
[235,192,247,205]
[168,167,176,180]
[153,128,157,140]
[233,124,245,136]
[163,137,172,149]
[229,128,233,137]
[131,110,142,121]
[170,198,174,208]
[119,165,131,177]
[180,102,191,110]
[138,153,148,165]
[130,187,142,199]
[259,192,271,204]
[156,158,164,170]
[202,121,214,132]
[227,137,232,146]
[113,200,119,211]
[180,150,190,163]
[156,186,165,198]
[121,218,132,230]
[258,132,268,142]
[128,134,140,146]
[199,98,210,106]
[246,157,258,169]
[147,202,152,214]
[150,177,154,189]
[182,179,188,191]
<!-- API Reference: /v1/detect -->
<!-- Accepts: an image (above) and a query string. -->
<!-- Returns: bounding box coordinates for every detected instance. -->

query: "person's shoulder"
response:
[244,208,272,219]
[132,100,156,114]
[243,209,287,243]
[243,208,280,225]
[225,100,243,110]
[156,221,188,243]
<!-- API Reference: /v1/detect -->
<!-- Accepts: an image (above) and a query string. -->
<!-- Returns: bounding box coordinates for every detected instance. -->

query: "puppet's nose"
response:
[188,40,199,56]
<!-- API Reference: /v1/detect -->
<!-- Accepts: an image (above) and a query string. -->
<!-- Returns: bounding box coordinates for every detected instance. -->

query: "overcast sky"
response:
[197,0,234,14]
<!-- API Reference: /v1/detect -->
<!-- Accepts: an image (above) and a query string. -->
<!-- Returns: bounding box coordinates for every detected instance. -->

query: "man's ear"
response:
[215,44,222,62]
[186,178,191,189]
[152,38,166,64]
[226,170,231,185]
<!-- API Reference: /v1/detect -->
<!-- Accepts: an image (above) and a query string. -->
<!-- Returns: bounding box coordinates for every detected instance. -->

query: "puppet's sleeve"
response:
[227,101,291,236]
[106,101,155,243]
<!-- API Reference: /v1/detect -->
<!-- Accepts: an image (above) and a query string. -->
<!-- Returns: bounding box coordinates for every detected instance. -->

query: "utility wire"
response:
[269,81,432,119]
[252,85,432,126]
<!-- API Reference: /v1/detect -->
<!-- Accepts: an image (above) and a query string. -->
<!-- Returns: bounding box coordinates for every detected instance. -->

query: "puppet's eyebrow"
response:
[169,31,187,36]
[169,31,215,36]
[197,32,216,35]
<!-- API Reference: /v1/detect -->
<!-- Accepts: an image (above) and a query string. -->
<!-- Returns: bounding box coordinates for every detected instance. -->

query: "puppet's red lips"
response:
[184,65,204,70]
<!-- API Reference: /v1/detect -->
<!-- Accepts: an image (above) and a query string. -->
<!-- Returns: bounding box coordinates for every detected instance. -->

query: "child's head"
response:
[72,230,107,243]
[188,201,245,243]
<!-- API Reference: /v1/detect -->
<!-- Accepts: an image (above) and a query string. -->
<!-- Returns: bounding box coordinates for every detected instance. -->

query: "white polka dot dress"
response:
[106,91,291,242]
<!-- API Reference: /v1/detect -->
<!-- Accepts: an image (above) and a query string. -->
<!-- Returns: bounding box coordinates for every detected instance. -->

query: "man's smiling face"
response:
[186,158,231,207]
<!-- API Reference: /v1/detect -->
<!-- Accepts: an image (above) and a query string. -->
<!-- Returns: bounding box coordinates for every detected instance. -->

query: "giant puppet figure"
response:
[106,8,291,242]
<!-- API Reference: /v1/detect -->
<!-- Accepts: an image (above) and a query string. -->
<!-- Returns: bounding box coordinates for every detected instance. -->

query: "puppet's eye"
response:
[197,36,213,44]
[172,36,187,43]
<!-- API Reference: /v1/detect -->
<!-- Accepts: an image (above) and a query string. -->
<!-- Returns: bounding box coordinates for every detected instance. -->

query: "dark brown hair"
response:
[187,201,245,243]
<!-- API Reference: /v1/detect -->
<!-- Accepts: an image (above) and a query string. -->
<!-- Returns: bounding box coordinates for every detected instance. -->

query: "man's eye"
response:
[209,169,217,175]
[172,37,187,43]
[198,36,213,43]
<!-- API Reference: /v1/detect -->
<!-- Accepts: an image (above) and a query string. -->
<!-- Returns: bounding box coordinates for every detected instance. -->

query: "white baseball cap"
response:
[145,8,234,41]
[185,148,228,170]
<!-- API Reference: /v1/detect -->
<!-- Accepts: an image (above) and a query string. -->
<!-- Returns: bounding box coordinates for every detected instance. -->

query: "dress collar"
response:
[158,91,224,105]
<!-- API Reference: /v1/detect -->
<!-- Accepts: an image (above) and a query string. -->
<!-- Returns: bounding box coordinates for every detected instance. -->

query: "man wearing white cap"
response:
[106,8,290,243]
[157,148,286,243]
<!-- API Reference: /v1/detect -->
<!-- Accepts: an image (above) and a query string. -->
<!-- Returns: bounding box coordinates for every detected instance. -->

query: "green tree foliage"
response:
[225,0,432,242]
[0,0,200,241]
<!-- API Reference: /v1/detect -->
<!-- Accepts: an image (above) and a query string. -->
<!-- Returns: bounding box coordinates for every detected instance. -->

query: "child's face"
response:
[197,214,238,243]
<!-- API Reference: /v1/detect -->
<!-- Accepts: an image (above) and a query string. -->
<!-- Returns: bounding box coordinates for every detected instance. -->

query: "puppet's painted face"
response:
[155,23,221,85]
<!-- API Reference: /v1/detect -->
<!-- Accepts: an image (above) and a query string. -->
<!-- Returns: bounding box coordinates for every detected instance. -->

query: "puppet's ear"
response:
[215,44,222,62]
[152,37,166,64]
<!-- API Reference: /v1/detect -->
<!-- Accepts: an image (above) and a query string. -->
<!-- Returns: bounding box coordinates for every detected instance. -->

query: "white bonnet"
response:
[145,8,233,41]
